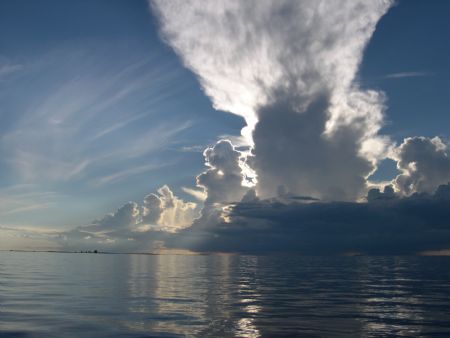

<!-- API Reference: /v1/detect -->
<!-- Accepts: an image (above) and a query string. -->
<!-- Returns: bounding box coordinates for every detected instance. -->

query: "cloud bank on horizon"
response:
[8,0,450,254]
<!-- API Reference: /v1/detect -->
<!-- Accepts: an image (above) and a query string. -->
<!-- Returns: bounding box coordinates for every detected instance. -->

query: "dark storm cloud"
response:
[167,182,450,255]
[251,94,374,201]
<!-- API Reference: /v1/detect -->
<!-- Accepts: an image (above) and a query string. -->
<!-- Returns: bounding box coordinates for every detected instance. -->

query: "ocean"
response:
[1,252,450,337]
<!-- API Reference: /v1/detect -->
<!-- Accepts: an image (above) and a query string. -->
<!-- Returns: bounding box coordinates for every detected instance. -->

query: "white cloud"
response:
[181,187,207,201]
[147,185,199,232]
[151,0,394,201]
[394,136,450,195]
[142,193,164,225]
[384,71,433,79]
[196,140,249,205]
[55,184,200,252]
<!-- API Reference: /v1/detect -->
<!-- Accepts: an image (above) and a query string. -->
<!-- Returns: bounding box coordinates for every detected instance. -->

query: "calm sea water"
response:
[1,252,450,337]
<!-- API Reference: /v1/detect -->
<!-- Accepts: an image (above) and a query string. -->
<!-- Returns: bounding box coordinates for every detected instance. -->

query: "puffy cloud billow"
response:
[197,140,249,206]
[58,185,199,252]
[142,185,198,232]
[394,136,450,196]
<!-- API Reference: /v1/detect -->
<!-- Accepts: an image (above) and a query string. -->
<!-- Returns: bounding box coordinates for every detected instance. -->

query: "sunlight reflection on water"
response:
[0,252,450,337]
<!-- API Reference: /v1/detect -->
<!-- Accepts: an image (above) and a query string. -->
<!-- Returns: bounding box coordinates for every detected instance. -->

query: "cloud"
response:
[367,184,396,202]
[178,145,205,153]
[250,94,382,201]
[16,1,450,256]
[0,185,59,217]
[196,140,249,206]
[87,201,141,233]
[56,201,150,252]
[0,226,60,251]
[383,71,433,79]
[13,180,450,255]
[0,62,23,79]
[142,193,164,225]
[168,182,450,255]
[50,1,450,256]
[151,0,394,201]
[394,136,450,195]
[147,185,199,232]
[1,47,190,184]
[91,162,171,187]
[0,56,23,80]
[57,185,199,252]
[181,187,207,202]
[151,0,391,125]
[51,134,450,254]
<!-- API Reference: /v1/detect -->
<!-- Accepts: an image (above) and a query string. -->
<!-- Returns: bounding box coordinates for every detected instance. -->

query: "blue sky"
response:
[0,0,244,228]
[361,0,450,139]
[361,0,450,180]
[0,0,449,241]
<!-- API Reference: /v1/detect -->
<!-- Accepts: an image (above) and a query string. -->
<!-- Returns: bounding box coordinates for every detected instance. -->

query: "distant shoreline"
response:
[2,249,155,255]
[0,249,208,256]
[2,249,450,257]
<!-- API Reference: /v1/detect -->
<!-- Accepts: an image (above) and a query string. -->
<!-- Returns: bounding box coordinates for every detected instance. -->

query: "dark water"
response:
[1,252,450,337]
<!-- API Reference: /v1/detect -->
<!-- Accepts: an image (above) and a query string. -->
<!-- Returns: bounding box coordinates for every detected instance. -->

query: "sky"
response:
[1,0,450,254]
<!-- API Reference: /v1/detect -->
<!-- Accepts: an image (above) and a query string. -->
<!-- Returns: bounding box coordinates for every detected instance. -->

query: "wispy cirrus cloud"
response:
[383,71,433,79]
[0,184,60,216]
[1,46,191,184]
[92,162,172,187]
[0,63,23,78]
[0,56,23,79]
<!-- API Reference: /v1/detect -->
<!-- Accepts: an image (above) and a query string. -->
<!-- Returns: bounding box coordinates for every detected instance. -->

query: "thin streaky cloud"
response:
[2,203,52,215]
[97,120,193,162]
[0,63,23,78]
[178,145,205,153]
[2,47,190,185]
[181,187,207,201]
[90,111,152,141]
[0,188,62,216]
[92,162,173,187]
[384,71,433,79]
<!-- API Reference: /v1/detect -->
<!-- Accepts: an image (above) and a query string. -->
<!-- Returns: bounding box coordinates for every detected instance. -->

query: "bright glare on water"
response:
[1,252,450,337]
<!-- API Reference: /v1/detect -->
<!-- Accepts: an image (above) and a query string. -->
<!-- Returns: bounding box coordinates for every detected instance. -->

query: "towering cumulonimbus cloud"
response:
[151,0,393,201]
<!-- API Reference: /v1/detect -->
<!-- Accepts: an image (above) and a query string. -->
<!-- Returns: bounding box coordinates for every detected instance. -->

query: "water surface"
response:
[1,252,450,337]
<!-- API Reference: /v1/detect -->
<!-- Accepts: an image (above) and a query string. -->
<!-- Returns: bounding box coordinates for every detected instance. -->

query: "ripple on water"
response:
[0,252,450,337]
